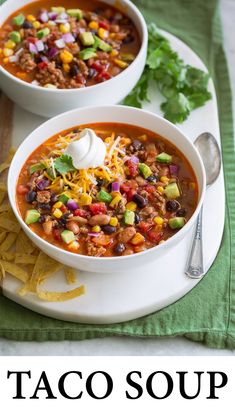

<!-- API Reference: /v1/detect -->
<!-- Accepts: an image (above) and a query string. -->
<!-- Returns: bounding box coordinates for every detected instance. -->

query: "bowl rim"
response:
[0,0,148,94]
[8,105,206,263]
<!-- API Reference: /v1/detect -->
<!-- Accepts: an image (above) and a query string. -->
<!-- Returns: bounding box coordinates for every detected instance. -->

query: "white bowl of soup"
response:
[0,0,147,117]
[8,105,206,273]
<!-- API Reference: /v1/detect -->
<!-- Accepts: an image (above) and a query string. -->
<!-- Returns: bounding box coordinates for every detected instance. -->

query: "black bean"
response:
[72,128,80,133]
[22,21,33,29]
[88,68,97,79]
[133,193,147,209]
[37,203,51,211]
[177,208,187,217]
[146,175,158,183]
[70,64,80,77]
[123,34,135,44]
[134,212,140,224]
[114,243,125,255]
[96,178,104,190]
[166,200,181,212]
[26,190,36,203]
[132,139,142,151]
[60,213,70,225]
[50,193,58,204]
[102,225,116,234]
[94,7,105,14]
[38,215,46,223]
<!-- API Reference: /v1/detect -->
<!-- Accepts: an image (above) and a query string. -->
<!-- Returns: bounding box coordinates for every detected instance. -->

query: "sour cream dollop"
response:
[64,128,106,170]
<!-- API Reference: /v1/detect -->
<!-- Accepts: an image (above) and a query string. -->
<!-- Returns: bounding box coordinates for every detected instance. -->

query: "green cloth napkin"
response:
[0,0,234,349]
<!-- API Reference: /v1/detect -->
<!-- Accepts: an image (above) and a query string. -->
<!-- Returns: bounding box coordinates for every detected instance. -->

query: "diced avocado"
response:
[97,190,112,203]
[79,48,97,60]
[25,209,40,225]
[79,32,95,46]
[168,217,185,229]
[94,35,112,52]
[156,152,172,164]
[59,193,70,204]
[61,230,76,244]
[51,7,65,13]
[139,163,152,179]
[9,31,21,43]
[123,210,135,225]
[37,28,50,39]
[12,14,25,26]
[29,162,46,174]
[67,8,83,19]
[164,182,180,199]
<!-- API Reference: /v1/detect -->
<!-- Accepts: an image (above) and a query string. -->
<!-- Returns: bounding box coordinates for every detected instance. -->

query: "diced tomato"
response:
[99,21,110,30]
[144,185,156,193]
[138,221,153,233]
[147,230,163,244]
[126,160,138,177]
[60,204,67,213]
[53,229,62,241]
[27,37,37,44]
[17,184,28,195]
[92,235,113,246]
[126,188,136,202]
[89,202,107,215]
[91,61,104,72]
[74,209,89,218]
[99,70,111,80]
[38,61,48,70]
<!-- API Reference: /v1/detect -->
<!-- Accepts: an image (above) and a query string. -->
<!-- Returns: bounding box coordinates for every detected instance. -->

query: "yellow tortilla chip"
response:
[0,260,29,283]
[0,182,7,192]
[0,252,15,261]
[0,162,10,174]
[0,204,11,213]
[0,231,7,244]
[64,266,77,284]
[37,285,85,302]
[0,232,17,251]
[16,230,35,254]
[0,217,20,233]
[0,189,6,205]
[15,253,37,264]
[0,261,5,280]
[29,252,63,291]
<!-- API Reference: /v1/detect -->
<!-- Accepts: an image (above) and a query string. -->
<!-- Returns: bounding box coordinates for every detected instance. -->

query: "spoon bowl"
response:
[195,132,221,186]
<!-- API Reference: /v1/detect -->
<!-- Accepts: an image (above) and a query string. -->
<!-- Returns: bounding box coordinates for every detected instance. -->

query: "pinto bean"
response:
[42,220,53,235]
[89,214,110,226]
[66,221,80,234]
[68,216,88,224]
[118,227,136,243]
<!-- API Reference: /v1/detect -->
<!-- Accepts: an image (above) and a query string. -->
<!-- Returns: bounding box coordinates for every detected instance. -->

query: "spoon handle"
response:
[185,206,204,278]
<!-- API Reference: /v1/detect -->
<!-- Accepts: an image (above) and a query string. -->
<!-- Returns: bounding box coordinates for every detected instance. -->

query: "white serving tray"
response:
[3,31,225,324]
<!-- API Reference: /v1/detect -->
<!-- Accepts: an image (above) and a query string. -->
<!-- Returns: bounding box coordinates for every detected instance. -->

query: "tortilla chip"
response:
[0,204,11,213]
[0,190,6,205]
[0,231,7,244]
[37,285,85,302]
[0,261,5,280]
[0,232,17,251]
[0,217,20,233]
[0,252,15,261]
[16,230,35,254]
[64,266,77,284]
[0,183,7,192]
[29,252,63,291]
[15,253,37,264]
[0,260,29,283]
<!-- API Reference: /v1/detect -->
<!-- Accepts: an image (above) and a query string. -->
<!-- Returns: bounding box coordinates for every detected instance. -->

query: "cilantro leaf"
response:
[124,23,212,124]
[54,154,76,175]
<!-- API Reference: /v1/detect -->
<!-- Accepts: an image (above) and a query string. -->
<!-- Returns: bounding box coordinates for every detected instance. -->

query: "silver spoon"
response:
[185,132,221,279]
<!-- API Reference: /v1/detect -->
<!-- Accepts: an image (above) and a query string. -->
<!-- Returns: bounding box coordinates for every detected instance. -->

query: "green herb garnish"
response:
[124,23,212,123]
[54,155,76,175]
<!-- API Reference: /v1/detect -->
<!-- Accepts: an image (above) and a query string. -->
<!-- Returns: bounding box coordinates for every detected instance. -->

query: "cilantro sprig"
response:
[54,154,76,175]
[124,23,212,123]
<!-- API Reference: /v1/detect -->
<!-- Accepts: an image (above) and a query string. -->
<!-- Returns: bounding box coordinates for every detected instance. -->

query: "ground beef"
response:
[35,62,66,87]
[115,198,127,214]
[36,190,51,204]
[87,242,106,257]
[19,52,37,73]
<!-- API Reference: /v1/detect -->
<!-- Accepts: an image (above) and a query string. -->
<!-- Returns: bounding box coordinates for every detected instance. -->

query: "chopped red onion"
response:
[111,181,120,192]
[36,179,50,190]
[9,55,19,63]
[67,199,79,211]
[130,155,139,164]
[35,40,44,52]
[29,43,38,54]
[39,11,49,23]
[40,55,49,62]
[48,47,59,58]
[169,164,179,175]
[62,33,75,43]
[55,38,66,48]
[55,19,67,24]
[59,12,68,19]
[15,47,24,56]
[48,12,58,20]
[88,232,100,237]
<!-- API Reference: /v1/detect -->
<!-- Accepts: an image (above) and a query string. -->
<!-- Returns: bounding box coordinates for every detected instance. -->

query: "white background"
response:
[0,0,235,356]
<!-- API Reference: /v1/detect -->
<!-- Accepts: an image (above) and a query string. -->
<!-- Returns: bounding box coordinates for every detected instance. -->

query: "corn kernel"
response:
[110,194,122,208]
[63,63,70,73]
[53,201,63,209]
[27,14,36,22]
[109,217,118,227]
[33,21,41,29]
[89,21,99,30]
[131,232,145,245]
[157,186,164,194]
[126,201,137,211]
[154,224,163,232]
[53,208,63,219]
[159,240,165,245]
[68,241,80,252]
[16,71,27,79]
[154,216,164,225]
[59,23,71,34]
[3,48,13,57]
[60,49,73,63]
[44,83,57,89]
[160,176,169,183]
[98,27,109,39]
[4,40,16,49]
[114,58,129,69]
[134,245,146,253]
[138,134,148,142]
[0,48,3,56]
[92,225,101,233]
[110,49,119,57]
[79,194,92,206]
[3,57,9,64]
